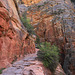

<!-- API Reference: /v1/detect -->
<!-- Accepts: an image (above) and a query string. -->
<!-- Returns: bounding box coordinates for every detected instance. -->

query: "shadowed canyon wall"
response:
[0,0,36,69]
[18,0,75,75]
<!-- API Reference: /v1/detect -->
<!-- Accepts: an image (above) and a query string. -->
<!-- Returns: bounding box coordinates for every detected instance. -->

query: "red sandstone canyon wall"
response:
[0,0,35,69]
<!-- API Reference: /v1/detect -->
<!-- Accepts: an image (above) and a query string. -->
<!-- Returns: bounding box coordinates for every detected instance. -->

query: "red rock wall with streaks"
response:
[0,0,35,69]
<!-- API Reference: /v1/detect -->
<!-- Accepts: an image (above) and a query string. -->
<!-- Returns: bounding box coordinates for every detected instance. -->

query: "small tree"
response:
[35,35,40,44]
[0,68,5,74]
[37,42,60,72]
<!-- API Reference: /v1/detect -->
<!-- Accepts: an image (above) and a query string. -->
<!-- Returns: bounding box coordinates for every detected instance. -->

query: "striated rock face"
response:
[54,64,66,75]
[0,0,35,69]
[18,0,75,75]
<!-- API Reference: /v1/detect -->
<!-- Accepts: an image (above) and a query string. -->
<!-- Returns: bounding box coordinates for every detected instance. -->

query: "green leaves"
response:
[37,42,60,72]
[0,68,5,74]
[21,14,35,35]
[35,35,40,44]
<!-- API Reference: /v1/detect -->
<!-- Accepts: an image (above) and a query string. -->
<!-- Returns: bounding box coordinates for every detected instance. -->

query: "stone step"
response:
[23,62,35,66]
[23,56,37,61]
[14,69,23,74]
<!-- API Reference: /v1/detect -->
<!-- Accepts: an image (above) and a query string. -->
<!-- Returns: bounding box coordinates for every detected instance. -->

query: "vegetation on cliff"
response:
[0,68,5,74]
[37,42,60,72]
[21,14,35,35]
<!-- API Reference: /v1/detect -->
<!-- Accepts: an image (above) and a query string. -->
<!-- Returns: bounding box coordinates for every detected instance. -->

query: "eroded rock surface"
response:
[18,0,75,75]
[0,0,75,75]
[0,0,35,69]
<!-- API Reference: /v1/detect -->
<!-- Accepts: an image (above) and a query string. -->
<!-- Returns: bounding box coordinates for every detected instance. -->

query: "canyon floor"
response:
[0,49,48,75]
[0,48,65,75]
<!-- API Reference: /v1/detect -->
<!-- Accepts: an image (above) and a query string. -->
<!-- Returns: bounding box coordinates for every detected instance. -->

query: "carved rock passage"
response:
[0,0,35,69]
[18,0,75,75]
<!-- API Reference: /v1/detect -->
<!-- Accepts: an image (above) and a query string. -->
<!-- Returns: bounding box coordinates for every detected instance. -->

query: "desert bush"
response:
[35,35,40,44]
[37,42,60,72]
[21,14,35,35]
[35,35,40,48]
[11,56,17,64]
[0,68,5,74]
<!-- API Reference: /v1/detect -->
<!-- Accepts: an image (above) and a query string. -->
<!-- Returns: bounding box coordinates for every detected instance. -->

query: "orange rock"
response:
[0,1,35,69]
[22,0,41,6]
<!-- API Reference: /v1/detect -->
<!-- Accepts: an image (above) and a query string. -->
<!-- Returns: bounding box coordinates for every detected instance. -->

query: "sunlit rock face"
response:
[18,0,75,75]
[22,0,41,6]
[0,0,35,69]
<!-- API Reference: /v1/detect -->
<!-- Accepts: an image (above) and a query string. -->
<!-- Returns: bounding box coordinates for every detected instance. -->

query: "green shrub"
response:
[35,35,40,44]
[21,14,35,35]
[37,42,60,72]
[11,56,17,64]
[35,35,40,48]
[0,68,5,74]
[38,5,41,8]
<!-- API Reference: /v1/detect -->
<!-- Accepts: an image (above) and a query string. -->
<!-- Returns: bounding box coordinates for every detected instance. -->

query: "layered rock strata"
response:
[18,0,75,74]
[0,0,35,69]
